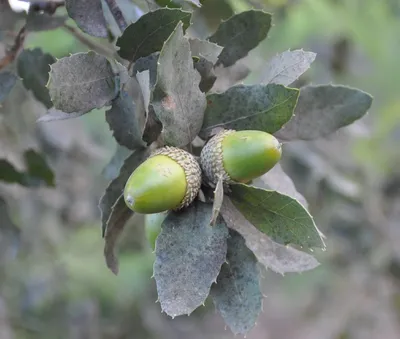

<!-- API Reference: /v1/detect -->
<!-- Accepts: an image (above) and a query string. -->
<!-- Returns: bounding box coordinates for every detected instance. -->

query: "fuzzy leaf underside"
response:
[17,48,55,109]
[102,145,132,181]
[189,38,223,64]
[252,164,308,208]
[152,22,206,147]
[275,85,373,141]
[132,53,159,89]
[209,10,272,67]
[136,70,151,115]
[188,39,222,93]
[211,230,262,335]
[210,176,224,226]
[37,109,85,123]
[221,198,320,275]
[261,49,316,86]
[105,91,146,150]
[116,8,191,61]
[104,195,133,275]
[211,62,250,93]
[65,0,108,37]
[200,84,299,138]
[193,57,217,93]
[0,71,17,103]
[48,52,117,114]
[154,201,229,317]
[230,184,325,249]
[99,148,150,237]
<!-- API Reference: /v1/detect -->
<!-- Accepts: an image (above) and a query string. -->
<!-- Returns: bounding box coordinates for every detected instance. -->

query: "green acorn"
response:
[124,147,202,214]
[200,129,282,186]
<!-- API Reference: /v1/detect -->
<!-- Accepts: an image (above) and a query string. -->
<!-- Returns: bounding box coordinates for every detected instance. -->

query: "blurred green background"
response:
[1,0,400,338]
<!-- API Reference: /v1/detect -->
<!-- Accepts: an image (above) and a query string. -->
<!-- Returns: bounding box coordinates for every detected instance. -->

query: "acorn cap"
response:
[200,129,235,186]
[200,129,282,186]
[124,147,201,214]
[151,146,202,209]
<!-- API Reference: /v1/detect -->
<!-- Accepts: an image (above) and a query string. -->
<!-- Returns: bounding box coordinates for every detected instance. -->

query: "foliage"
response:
[0,0,373,335]
[17,48,55,108]
[210,229,262,335]
[0,149,54,188]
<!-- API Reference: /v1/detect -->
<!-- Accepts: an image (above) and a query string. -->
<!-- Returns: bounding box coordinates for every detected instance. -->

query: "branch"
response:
[63,23,118,60]
[104,0,128,32]
[0,25,26,71]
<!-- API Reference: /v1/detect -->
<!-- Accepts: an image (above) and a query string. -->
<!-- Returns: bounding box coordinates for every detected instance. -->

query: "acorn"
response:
[200,129,282,186]
[124,147,202,214]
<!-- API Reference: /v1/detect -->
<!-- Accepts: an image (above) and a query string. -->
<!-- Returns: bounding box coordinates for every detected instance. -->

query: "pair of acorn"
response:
[124,129,282,214]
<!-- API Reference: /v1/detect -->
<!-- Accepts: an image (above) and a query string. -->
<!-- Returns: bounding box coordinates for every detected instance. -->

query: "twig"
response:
[63,23,119,60]
[0,25,26,71]
[104,0,128,33]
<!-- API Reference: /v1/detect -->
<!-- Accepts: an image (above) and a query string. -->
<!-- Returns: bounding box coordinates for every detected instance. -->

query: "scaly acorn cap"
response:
[200,129,282,186]
[124,147,202,214]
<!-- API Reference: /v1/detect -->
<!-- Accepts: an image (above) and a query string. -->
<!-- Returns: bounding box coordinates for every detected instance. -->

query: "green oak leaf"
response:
[251,163,308,208]
[17,48,55,109]
[230,183,325,249]
[24,149,55,187]
[200,84,299,138]
[116,8,191,61]
[221,198,320,275]
[104,195,133,275]
[0,150,54,188]
[105,90,146,150]
[99,148,149,237]
[275,85,373,141]
[0,159,24,185]
[209,10,272,67]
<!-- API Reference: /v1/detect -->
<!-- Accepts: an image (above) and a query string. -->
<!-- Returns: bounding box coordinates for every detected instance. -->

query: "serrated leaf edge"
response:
[234,183,326,249]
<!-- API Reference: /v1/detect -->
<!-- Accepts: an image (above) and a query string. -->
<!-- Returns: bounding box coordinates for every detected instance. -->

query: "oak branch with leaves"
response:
[0,0,373,335]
